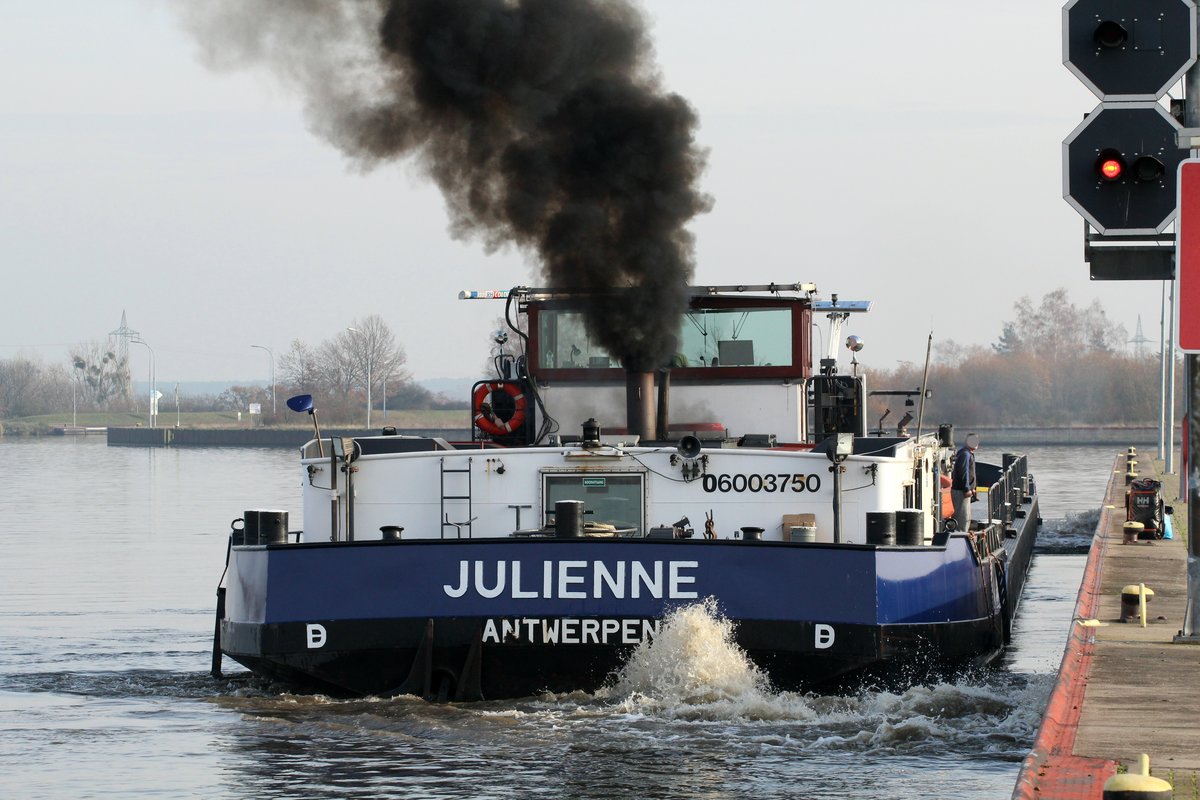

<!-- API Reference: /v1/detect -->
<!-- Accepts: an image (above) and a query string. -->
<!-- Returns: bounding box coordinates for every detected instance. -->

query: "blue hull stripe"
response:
[225,536,991,628]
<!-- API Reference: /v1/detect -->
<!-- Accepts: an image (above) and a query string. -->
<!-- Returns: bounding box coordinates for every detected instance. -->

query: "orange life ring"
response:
[472,382,527,437]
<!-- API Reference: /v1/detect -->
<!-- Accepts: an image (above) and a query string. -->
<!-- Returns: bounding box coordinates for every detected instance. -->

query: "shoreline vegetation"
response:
[0,289,1181,441]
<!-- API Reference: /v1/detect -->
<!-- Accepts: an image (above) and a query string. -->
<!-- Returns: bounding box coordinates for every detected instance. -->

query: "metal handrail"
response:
[985,454,1029,530]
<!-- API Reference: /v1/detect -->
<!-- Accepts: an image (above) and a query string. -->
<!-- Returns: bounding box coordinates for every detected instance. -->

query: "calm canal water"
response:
[0,437,1130,798]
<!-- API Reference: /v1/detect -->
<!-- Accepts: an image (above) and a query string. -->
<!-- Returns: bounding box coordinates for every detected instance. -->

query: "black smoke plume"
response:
[177,0,711,371]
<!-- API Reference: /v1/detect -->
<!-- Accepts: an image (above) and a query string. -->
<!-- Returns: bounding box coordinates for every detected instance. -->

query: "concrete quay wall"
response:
[1013,451,1197,798]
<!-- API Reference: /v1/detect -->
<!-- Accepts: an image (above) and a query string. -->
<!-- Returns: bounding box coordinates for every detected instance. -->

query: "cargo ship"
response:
[212,283,1039,701]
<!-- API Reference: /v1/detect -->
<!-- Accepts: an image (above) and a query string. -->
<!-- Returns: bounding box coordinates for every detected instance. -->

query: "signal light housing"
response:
[1063,102,1186,235]
[1063,0,1197,101]
[1092,151,1167,184]
[1093,20,1128,49]
[1133,156,1165,183]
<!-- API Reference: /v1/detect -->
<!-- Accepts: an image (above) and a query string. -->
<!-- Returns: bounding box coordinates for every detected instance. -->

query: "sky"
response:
[0,0,1176,390]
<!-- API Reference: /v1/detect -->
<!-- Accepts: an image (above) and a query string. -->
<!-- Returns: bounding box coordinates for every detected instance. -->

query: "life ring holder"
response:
[472,381,527,437]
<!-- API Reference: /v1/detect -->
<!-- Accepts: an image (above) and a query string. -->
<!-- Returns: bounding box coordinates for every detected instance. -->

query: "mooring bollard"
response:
[1123,521,1145,545]
[1120,583,1154,625]
[1102,753,1172,799]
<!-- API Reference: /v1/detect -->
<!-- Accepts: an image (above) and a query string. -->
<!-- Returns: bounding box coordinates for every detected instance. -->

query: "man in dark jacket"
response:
[951,433,980,530]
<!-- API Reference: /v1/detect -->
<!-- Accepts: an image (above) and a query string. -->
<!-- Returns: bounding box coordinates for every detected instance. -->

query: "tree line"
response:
[864,288,1175,428]
[0,290,1179,427]
[0,339,134,420]
[0,314,465,424]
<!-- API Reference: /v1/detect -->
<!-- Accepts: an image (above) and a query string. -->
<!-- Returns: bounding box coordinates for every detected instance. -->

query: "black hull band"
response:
[222,614,1003,700]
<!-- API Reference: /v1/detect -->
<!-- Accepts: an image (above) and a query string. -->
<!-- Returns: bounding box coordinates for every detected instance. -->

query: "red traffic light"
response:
[1095,149,1125,181]
[1099,158,1123,179]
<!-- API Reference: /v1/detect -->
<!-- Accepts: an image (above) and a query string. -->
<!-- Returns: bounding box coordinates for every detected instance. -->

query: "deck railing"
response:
[984,453,1030,532]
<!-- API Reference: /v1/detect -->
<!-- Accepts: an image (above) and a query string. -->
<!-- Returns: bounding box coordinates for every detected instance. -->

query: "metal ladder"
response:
[440,456,473,538]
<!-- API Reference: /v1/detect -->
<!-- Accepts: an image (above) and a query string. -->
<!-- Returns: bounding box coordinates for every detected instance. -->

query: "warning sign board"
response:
[1178,159,1200,352]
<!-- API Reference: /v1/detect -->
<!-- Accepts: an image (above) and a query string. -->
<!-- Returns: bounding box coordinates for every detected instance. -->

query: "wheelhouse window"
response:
[538,311,621,370]
[543,472,645,536]
[534,303,800,375]
[678,307,791,368]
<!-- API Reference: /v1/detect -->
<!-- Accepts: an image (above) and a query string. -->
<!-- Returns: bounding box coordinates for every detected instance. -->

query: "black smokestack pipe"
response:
[626,371,657,443]
[656,369,670,441]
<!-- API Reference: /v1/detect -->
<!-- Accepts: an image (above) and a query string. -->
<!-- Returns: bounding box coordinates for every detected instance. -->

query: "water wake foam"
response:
[610,600,763,697]
[587,599,815,723]
[574,600,1046,757]
[1036,508,1101,554]
[803,676,1050,756]
[178,601,1046,762]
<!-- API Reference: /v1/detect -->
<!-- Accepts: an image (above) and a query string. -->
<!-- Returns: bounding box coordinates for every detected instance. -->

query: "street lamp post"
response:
[130,337,155,428]
[347,327,372,429]
[250,344,276,416]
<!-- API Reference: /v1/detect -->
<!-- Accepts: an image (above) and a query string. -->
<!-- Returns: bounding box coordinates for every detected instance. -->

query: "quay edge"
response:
[1014,450,1197,798]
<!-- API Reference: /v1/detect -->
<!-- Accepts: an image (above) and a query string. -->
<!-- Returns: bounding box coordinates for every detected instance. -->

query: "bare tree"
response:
[70,340,128,408]
[1082,298,1127,353]
[217,384,272,411]
[343,314,410,412]
[994,288,1128,361]
[317,334,359,406]
[0,357,74,419]
[278,339,323,394]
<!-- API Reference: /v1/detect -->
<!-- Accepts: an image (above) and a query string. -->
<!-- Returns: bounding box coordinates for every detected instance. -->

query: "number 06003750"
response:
[701,473,821,493]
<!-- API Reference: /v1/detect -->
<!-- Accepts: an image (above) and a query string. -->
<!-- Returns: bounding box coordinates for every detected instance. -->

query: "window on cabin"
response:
[678,308,792,368]
[543,472,645,536]
[537,306,794,370]
[538,311,621,370]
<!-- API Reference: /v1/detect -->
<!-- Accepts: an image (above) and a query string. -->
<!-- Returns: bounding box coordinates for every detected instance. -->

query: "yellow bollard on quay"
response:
[1102,753,1172,798]
[1119,583,1154,625]
[1123,521,1145,545]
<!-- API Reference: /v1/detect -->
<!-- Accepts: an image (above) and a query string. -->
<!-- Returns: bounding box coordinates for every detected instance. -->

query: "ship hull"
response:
[218,497,1038,700]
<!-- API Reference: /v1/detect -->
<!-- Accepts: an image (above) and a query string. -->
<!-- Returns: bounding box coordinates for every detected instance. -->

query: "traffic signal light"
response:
[1094,149,1166,183]
[1063,0,1197,101]
[1064,103,1186,235]
[1063,0,1195,239]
